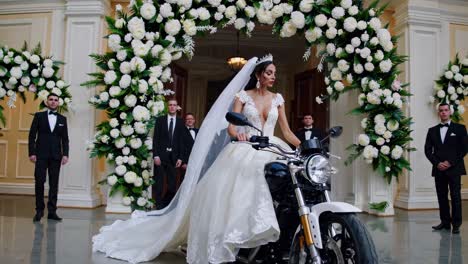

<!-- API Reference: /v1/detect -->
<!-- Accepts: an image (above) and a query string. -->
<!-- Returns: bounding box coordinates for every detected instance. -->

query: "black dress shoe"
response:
[33,212,43,222]
[452,226,460,234]
[432,223,451,230]
[47,213,63,221]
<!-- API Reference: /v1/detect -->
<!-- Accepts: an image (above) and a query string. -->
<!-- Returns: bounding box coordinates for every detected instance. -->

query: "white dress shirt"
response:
[48,110,57,132]
[439,121,451,143]
[188,127,196,140]
[304,126,313,140]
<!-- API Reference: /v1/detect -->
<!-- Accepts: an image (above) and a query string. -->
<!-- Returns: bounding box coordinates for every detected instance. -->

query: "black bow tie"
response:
[304,128,313,131]
[49,111,57,116]
[439,123,449,128]
[188,128,195,131]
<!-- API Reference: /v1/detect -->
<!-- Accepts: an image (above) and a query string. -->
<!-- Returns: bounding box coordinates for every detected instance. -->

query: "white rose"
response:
[234,18,246,29]
[109,86,121,97]
[121,125,134,137]
[326,28,337,39]
[379,59,392,73]
[99,92,109,102]
[165,19,181,36]
[110,129,120,138]
[160,3,174,18]
[225,6,237,19]
[108,34,121,52]
[334,81,344,91]
[134,122,147,134]
[363,145,376,159]
[290,11,305,29]
[345,44,354,54]
[386,120,399,131]
[257,8,274,25]
[299,0,314,12]
[451,65,460,73]
[133,105,150,121]
[116,50,127,61]
[375,123,386,135]
[122,197,132,206]
[458,105,465,114]
[20,61,29,71]
[454,73,463,82]
[183,20,197,36]
[109,99,120,108]
[160,50,172,66]
[376,137,385,146]
[119,74,131,88]
[344,17,357,32]
[130,57,146,72]
[447,86,456,94]
[380,145,390,155]
[369,80,380,90]
[41,67,53,78]
[136,197,146,206]
[115,18,126,29]
[361,118,367,129]
[124,171,137,184]
[327,18,337,28]
[393,99,403,108]
[140,3,156,20]
[127,17,146,40]
[245,6,256,18]
[330,68,342,81]
[305,28,322,43]
[337,60,349,72]
[115,165,127,176]
[282,3,293,14]
[236,0,246,9]
[280,21,297,38]
[21,76,30,86]
[30,54,40,64]
[314,14,327,27]
[444,71,454,79]
[437,90,446,98]
[122,147,130,156]
[341,0,352,9]
[107,175,118,186]
[119,61,131,74]
[208,0,221,6]
[365,62,375,72]
[331,7,345,19]
[391,146,403,159]
[326,43,336,55]
[358,134,370,146]
[369,17,382,30]
[130,138,143,149]
[124,94,137,107]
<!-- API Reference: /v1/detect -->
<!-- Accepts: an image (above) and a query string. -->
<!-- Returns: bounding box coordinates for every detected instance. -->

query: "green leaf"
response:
[369,201,389,212]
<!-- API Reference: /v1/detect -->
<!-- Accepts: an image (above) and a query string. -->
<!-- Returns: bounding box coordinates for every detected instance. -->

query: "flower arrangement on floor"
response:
[84,0,411,210]
[431,54,468,122]
[0,43,72,126]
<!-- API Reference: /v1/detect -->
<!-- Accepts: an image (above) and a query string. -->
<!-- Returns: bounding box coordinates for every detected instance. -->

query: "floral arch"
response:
[84,0,411,210]
[0,43,72,125]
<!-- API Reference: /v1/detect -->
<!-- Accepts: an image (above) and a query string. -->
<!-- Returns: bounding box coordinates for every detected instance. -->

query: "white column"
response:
[57,0,110,208]
[393,1,443,209]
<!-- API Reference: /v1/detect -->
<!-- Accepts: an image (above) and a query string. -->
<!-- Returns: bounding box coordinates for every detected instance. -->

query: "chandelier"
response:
[227,32,247,72]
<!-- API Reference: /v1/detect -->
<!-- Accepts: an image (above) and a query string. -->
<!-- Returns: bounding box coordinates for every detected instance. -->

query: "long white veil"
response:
[93,57,259,263]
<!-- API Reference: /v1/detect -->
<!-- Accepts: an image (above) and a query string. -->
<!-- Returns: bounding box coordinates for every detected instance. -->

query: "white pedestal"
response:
[105,189,131,214]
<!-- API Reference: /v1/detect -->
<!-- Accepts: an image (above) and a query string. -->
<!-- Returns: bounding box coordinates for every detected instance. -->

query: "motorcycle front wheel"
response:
[289,213,378,264]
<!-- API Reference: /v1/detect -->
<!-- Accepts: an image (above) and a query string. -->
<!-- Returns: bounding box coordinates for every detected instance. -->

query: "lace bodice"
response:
[235,90,285,137]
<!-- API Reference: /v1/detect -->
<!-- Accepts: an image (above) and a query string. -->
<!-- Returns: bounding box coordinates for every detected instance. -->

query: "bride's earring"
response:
[256,79,260,89]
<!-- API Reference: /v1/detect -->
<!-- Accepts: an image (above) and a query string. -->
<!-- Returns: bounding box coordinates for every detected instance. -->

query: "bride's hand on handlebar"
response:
[236,133,248,142]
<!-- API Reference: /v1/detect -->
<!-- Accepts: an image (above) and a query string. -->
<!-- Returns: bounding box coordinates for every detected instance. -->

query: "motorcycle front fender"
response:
[308,202,361,249]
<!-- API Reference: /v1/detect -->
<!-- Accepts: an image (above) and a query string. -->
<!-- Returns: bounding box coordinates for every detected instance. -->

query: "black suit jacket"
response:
[424,122,467,176]
[183,127,199,163]
[295,127,325,142]
[28,111,69,160]
[153,115,189,164]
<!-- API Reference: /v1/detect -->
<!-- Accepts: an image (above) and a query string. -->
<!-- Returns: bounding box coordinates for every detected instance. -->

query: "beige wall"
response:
[449,23,468,195]
[0,12,52,191]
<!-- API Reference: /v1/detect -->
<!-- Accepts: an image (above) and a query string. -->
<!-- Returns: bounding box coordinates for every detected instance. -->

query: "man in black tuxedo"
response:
[425,103,467,234]
[182,112,199,170]
[153,99,189,209]
[294,114,325,142]
[28,93,69,222]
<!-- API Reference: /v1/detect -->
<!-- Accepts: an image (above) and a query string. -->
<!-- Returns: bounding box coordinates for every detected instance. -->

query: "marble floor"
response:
[0,195,466,264]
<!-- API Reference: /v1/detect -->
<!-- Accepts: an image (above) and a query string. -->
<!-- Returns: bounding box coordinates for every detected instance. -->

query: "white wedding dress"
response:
[92,58,291,264]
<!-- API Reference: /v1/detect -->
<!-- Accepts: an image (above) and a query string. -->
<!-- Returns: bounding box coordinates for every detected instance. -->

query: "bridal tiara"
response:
[256,54,273,65]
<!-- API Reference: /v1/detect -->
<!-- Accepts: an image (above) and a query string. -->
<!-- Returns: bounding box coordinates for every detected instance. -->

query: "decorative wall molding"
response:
[0,182,49,195]
[0,140,7,178]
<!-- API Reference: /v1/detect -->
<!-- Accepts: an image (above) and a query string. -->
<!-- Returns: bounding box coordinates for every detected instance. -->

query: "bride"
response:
[93,55,301,264]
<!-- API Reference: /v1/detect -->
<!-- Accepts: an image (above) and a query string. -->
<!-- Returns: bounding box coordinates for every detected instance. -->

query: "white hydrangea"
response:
[104,70,117,85]
[121,125,134,137]
[380,145,390,155]
[136,197,146,206]
[115,164,127,176]
[326,28,337,39]
[116,50,127,61]
[134,121,147,134]
[299,0,314,12]
[130,56,146,72]
[110,128,120,138]
[127,17,146,40]
[108,34,121,52]
[133,105,150,121]
[305,27,322,43]
[130,138,143,149]
[369,17,382,30]
[119,74,131,88]
[391,146,403,159]
[379,59,392,73]
[314,14,327,27]
[234,18,246,29]
[337,60,349,72]
[358,134,370,146]
[124,94,137,107]
[334,81,344,91]
[183,19,197,36]
[140,3,156,20]
[331,7,345,19]
[363,145,377,159]
[290,11,305,29]
[160,3,174,18]
[107,175,118,186]
[124,171,137,183]
[365,62,375,72]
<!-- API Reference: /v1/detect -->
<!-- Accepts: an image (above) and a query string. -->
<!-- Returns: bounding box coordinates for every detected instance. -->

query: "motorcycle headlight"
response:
[304,155,331,184]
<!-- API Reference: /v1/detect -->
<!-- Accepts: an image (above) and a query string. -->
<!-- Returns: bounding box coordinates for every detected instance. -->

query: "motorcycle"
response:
[226,112,378,264]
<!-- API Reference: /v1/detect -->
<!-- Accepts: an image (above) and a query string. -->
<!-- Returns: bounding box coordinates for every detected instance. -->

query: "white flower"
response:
[375,123,386,135]
[391,146,403,159]
[359,47,371,59]
[314,14,327,27]
[107,175,118,186]
[257,8,274,25]
[164,19,181,36]
[437,90,446,98]
[290,11,305,29]
[20,61,29,71]
[115,165,127,176]
[456,87,464,94]
[454,73,463,82]
[124,171,137,184]
[368,80,380,90]
[327,18,337,28]
[115,18,126,29]
[121,125,134,137]
[376,137,385,146]
[30,54,40,64]
[361,118,367,129]
[161,67,172,82]
[131,40,150,57]
[348,5,358,15]
[134,121,147,134]
[447,86,456,95]
[10,67,22,79]
[160,50,172,66]
[130,138,143,149]
[119,61,131,74]
[357,20,367,30]
[326,28,337,39]
[379,59,392,73]
[236,0,246,9]
[327,86,333,94]
[109,99,120,108]
[124,33,133,43]
[282,3,293,14]
[361,33,370,42]
[122,147,130,156]
[198,7,211,20]
[451,65,460,73]
[234,18,246,29]
[350,37,361,48]
[119,74,131,88]
[444,71,454,79]
[160,3,174,18]
[345,44,354,54]
[133,105,150,121]
[110,129,120,138]
[387,120,399,131]
[122,197,131,206]
[43,59,53,67]
[183,20,197,36]
[330,68,342,81]
[41,67,53,78]
[245,6,256,18]
[108,34,121,52]
[117,50,127,61]
[38,90,49,100]
[99,92,109,102]
[140,3,156,20]
[109,117,119,128]
[130,57,146,72]
[365,62,375,72]
[331,7,345,19]
[315,96,323,104]
[0,88,6,98]
[124,94,137,107]
[428,96,435,103]
[337,60,349,72]
[104,70,117,84]
[393,99,403,108]
[380,145,390,155]
[305,28,322,43]
[358,134,370,146]
[208,0,221,6]
[382,41,393,52]
[109,86,121,97]
[136,197,146,206]
[458,105,465,114]
[343,17,357,32]
[127,17,146,40]
[369,17,381,30]
[225,5,237,19]
[363,145,376,159]
[326,43,336,55]
[366,92,381,105]
[334,81,344,91]
[280,21,297,38]
[299,0,314,12]
[21,76,30,86]
[377,28,391,44]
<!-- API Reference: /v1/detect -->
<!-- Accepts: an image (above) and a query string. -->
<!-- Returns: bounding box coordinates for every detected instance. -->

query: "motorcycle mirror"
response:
[329,126,343,138]
[225,112,264,136]
[226,112,252,126]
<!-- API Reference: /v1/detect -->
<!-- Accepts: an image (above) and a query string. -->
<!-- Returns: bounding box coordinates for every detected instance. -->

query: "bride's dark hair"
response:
[244,61,275,91]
